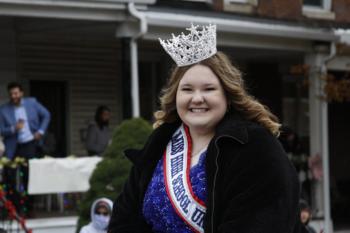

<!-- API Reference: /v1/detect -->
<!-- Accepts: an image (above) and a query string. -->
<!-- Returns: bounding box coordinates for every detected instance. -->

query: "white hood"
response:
[90,198,113,228]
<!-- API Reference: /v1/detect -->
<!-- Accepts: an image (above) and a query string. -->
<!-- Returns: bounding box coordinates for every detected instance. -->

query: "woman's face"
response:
[101,110,111,123]
[176,64,227,133]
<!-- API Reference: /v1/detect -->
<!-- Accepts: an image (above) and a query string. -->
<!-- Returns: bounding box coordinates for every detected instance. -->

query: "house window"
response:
[223,0,258,13]
[181,0,212,2]
[302,0,334,19]
[303,0,331,11]
[304,0,323,7]
[224,0,255,4]
[226,0,249,3]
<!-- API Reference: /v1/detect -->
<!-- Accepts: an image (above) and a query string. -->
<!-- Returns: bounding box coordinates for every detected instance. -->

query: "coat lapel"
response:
[6,103,16,125]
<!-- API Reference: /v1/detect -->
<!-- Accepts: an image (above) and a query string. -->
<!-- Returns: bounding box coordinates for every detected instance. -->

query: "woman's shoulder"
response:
[246,124,298,178]
[229,121,291,169]
[219,117,279,148]
[244,122,282,150]
[226,122,298,189]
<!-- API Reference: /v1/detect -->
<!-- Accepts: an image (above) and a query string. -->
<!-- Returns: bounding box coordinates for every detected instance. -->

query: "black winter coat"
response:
[108,114,301,233]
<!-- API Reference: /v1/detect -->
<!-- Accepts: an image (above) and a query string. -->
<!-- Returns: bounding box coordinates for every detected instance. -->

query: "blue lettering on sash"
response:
[191,207,205,228]
[172,174,190,213]
[171,131,184,155]
[170,154,183,178]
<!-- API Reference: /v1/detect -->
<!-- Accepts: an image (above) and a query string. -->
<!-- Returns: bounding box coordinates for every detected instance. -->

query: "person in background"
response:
[0,82,51,159]
[0,82,51,215]
[80,198,113,233]
[279,126,301,154]
[86,105,111,156]
[300,199,317,233]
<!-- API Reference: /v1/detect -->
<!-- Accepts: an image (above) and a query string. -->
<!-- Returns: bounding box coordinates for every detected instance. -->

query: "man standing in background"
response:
[0,82,51,215]
[0,82,50,159]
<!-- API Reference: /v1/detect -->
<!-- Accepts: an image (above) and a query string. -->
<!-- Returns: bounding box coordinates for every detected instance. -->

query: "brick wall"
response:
[333,0,350,23]
[257,0,303,20]
[213,0,350,24]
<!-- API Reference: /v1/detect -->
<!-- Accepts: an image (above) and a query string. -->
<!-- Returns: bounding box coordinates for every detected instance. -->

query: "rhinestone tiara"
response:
[159,24,217,67]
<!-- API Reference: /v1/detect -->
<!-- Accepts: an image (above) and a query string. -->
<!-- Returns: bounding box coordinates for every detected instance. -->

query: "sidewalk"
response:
[3,216,78,233]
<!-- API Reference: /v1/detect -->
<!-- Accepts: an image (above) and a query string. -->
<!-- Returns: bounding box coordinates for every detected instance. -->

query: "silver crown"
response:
[159,24,217,67]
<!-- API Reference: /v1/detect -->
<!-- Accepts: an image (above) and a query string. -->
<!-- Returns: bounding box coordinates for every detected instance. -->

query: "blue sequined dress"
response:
[143,150,207,233]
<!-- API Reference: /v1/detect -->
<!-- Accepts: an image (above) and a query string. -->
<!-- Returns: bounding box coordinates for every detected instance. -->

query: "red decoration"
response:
[0,189,32,233]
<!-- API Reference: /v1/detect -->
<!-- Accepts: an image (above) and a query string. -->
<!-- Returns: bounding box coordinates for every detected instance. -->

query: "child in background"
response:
[80,198,113,233]
[300,199,317,233]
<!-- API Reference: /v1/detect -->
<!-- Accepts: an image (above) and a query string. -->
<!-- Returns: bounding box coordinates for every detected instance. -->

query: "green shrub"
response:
[76,118,153,232]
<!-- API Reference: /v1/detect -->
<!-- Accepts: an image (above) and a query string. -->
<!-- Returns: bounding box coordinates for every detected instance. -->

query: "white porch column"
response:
[115,3,146,118]
[305,45,333,233]
[130,38,140,118]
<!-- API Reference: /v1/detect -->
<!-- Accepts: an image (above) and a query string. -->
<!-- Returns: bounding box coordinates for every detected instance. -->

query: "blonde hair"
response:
[154,51,281,136]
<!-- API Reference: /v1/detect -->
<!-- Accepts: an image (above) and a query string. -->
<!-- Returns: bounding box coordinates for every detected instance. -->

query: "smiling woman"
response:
[154,52,280,136]
[108,25,301,233]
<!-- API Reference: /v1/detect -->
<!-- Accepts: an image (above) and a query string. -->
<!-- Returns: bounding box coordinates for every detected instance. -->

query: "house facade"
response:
[0,0,350,231]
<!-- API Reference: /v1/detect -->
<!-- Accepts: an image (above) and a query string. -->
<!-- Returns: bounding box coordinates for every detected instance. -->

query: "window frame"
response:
[303,0,332,11]
[181,0,212,3]
[224,0,257,5]
[222,0,258,14]
[225,0,249,3]
[302,0,334,20]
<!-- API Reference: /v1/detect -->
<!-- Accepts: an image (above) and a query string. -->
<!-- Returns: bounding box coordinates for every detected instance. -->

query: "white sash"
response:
[164,124,206,233]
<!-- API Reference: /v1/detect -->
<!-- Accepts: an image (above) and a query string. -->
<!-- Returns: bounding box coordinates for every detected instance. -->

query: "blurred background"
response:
[0,0,349,232]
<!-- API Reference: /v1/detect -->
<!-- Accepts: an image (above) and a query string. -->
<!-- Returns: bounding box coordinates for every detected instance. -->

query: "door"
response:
[30,80,67,157]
